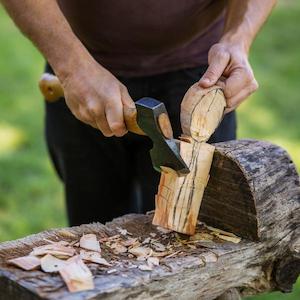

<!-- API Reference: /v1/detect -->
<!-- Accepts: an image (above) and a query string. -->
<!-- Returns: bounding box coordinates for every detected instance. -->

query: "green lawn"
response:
[0,2,299,299]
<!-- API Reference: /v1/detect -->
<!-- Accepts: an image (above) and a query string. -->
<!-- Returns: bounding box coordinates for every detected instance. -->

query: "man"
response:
[1,0,276,226]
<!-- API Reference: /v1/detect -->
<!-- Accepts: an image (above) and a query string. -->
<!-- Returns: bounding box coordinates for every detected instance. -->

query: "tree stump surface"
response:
[0,140,299,300]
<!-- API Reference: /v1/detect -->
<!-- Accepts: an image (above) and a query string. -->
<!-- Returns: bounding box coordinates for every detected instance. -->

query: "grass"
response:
[0,2,299,299]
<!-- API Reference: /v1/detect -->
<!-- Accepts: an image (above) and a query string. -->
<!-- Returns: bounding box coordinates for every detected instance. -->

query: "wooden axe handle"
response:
[38,73,145,135]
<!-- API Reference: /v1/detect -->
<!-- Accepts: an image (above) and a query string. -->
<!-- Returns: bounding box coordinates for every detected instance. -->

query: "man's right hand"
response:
[61,59,135,137]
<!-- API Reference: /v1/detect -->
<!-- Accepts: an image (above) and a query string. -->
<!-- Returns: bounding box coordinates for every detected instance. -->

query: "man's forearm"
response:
[1,0,92,79]
[221,0,277,53]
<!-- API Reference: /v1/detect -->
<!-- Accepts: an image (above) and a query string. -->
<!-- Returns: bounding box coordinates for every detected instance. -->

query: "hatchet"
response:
[39,73,190,175]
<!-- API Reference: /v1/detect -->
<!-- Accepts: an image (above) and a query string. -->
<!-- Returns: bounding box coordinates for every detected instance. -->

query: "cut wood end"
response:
[181,84,226,142]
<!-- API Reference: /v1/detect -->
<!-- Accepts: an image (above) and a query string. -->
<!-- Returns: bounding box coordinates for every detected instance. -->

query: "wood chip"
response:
[30,243,75,258]
[128,247,152,259]
[190,233,214,242]
[80,234,101,252]
[142,237,151,244]
[215,233,241,244]
[147,257,159,268]
[8,256,40,271]
[164,250,181,259]
[58,229,77,239]
[152,251,170,257]
[80,250,111,266]
[116,227,132,236]
[59,256,94,292]
[121,238,138,247]
[40,254,66,273]
[206,225,238,238]
[138,264,153,271]
[110,242,127,254]
[151,242,166,252]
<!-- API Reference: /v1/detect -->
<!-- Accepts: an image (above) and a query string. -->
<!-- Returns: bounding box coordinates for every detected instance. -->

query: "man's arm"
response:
[1,0,134,137]
[199,0,277,113]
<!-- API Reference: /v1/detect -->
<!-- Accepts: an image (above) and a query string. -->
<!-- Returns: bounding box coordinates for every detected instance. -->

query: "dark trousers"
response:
[45,65,236,226]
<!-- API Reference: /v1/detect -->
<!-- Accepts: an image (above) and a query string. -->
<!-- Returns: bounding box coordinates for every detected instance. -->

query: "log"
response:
[153,84,226,234]
[0,140,299,300]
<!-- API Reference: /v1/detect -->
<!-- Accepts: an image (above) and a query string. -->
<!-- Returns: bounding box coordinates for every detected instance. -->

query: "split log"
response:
[153,84,226,234]
[0,140,299,300]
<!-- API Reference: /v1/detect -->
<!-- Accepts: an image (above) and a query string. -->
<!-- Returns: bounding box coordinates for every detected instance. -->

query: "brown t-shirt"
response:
[58,0,226,77]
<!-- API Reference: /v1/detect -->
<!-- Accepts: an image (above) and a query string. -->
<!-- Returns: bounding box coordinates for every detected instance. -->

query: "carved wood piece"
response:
[153,85,226,234]
[153,140,215,234]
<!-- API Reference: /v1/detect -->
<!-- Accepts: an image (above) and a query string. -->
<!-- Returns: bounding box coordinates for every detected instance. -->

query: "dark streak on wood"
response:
[200,139,300,241]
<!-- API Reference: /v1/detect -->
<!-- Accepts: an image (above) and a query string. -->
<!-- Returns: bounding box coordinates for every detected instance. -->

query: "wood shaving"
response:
[128,247,152,259]
[58,229,77,239]
[80,234,101,252]
[147,257,159,268]
[189,233,214,241]
[59,256,94,293]
[214,233,241,244]
[8,255,40,271]
[151,242,166,252]
[30,243,75,258]
[80,250,111,266]
[110,242,127,254]
[138,264,153,271]
[206,225,239,238]
[116,227,132,236]
[40,254,66,273]
[121,238,138,247]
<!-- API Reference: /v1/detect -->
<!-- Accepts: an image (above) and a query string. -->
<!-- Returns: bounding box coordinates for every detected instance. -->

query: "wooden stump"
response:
[0,140,299,300]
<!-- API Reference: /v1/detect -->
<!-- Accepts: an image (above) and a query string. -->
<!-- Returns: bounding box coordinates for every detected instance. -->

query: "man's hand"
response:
[198,0,276,113]
[61,59,135,137]
[199,42,258,114]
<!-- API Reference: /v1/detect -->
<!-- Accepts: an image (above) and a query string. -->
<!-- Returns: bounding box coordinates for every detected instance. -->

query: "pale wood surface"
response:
[153,85,226,234]
[153,140,215,234]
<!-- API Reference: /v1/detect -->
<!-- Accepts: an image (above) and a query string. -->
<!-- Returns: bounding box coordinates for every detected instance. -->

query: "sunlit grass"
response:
[0,123,27,155]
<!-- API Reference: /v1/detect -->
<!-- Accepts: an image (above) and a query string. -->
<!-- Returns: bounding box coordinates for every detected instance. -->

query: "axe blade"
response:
[136,98,190,175]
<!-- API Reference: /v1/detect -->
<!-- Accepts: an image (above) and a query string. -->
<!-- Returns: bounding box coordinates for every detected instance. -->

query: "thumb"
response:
[121,85,135,109]
[199,52,230,88]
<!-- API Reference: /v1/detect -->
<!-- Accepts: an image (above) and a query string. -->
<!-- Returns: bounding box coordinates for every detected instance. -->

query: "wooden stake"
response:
[153,84,226,234]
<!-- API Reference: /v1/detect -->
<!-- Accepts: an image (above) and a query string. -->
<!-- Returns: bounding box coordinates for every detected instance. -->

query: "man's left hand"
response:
[199,42,258,113]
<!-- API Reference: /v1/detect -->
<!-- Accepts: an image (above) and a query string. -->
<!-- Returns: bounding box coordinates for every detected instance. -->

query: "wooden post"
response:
[0,140,299,300]
[153,84,226,234]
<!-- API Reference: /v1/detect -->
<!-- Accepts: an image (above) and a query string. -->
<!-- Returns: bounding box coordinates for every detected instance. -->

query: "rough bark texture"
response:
[0,140,299,300]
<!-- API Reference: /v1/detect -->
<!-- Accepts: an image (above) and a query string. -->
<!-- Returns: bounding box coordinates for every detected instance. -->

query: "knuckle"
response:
[110,121,125,133]
[224,88,233,99]
[87,103,103,117]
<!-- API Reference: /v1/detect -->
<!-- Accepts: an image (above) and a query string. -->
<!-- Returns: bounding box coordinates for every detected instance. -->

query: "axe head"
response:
[136,98,190,176]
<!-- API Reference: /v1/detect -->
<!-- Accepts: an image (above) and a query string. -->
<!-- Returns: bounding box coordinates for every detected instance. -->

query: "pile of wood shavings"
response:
[6,223,240,293]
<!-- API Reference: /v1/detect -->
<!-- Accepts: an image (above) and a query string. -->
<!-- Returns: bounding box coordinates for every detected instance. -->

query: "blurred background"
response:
[0,2,299,299]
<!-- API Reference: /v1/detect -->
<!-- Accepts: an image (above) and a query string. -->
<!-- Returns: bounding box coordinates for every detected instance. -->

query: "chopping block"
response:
[0,139,299,300]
